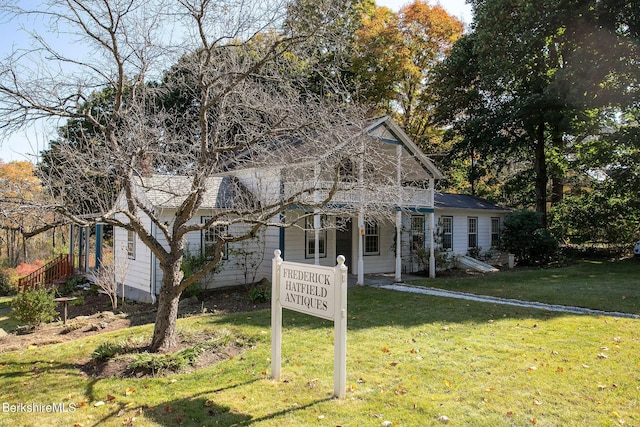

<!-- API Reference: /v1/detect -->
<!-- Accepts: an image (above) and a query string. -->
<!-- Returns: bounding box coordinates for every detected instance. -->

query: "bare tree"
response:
[0,0,412,352]
[91,257,129,311]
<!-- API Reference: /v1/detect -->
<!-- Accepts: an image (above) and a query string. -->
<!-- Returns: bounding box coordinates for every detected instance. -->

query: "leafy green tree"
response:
[432,0,640,226]
[502,210,559,265]
[351,1,463,149]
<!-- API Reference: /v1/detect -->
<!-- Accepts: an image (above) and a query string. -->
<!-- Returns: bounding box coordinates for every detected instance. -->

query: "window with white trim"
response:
[364,221,380,255]
[491,217,500,248]
[441,216,453,250]
[201,216,228,260]
[411,215,426,252]
[468,217,478,249]
[127,229,136,259]
[305,214,327,258]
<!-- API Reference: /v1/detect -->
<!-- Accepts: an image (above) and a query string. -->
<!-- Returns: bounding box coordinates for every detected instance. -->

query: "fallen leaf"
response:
[557,367,564,372]
[598,384,607,390]
[382,347,390,353]
[597,353,608,359]
[165,406,174,413]
[506,411,513,418]
[531,417,537,424]
[94,401,105,407]
[204,400,214,407]
[125,387,136,396]
[485,387,495,392]
[317,415,325,420]
[527,366,537,371]
[437,415,450,424]
[389,362,399,367]
[533,399,543,406]
[394,386,407,395]
[176,414,184,423]
[107,394,116,402]
[444,379,451,388]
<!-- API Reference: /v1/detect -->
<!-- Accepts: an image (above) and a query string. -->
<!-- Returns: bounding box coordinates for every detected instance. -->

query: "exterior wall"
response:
[113,211,155,303]
[152,209,271,291]
[281,210,397,275]
[434,209,507,256]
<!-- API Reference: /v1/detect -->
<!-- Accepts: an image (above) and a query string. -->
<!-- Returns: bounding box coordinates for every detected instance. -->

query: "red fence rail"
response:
[17,254,74,292]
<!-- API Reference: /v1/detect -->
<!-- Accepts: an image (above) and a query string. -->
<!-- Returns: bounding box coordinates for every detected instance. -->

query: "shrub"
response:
[501,210,559,265]
[91,341,128,361]
[11,286,58,327]
[0,270,14,296]
[127,346,202,375]
[247,283,271,303]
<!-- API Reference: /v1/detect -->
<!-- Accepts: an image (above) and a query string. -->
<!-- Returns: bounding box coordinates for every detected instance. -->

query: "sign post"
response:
[271,249,348,398]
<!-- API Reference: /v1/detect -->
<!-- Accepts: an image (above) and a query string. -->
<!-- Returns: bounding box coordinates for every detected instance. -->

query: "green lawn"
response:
[0,296,19,332]
[410,258,640,315]
[0,263,638,426]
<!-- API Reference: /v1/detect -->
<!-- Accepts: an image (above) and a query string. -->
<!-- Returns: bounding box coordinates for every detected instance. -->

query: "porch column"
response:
[84,226,90,272]
[395,209,402,282]
[395,144,402,282]
[95,223,103,269]
[77,226,84,271]
[357,209,364,285]
[314,164,320,265]
[429,211,436,278]
[314,213,320,265]
[429,178,436,278]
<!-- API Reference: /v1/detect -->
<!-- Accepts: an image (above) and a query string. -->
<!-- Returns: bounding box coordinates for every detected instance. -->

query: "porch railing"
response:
[17,253,74,292]
[285,181,433,209]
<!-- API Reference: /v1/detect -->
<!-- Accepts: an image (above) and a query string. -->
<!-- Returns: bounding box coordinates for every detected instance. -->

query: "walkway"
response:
[357,274,639,320]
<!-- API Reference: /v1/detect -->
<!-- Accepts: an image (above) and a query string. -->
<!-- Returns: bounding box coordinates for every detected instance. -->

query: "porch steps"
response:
[456,255,499,274]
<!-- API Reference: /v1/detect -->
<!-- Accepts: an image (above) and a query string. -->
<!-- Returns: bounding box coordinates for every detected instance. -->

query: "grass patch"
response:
[412,258,640,315]
[0,268,638,426]
[0,296,19,331]
[0,296,12,309]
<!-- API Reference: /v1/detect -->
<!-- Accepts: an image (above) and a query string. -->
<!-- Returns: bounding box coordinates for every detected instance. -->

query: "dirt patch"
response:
[0,287,269,353]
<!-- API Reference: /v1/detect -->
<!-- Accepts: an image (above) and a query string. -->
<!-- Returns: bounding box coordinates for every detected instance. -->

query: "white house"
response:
[112,116,509,302]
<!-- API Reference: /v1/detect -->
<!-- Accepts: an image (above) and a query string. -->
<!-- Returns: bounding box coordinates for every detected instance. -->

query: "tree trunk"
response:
[534,123,548,227]
[150,260,184,352]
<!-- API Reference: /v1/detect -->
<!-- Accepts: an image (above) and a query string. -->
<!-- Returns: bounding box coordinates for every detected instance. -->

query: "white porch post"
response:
[429,178,436,278]
[357,209,364,285]
[395,144,402,282]
[395,210,402,281]
[314,213,320,265]
[357,139,365,286]
[314,164,320,265]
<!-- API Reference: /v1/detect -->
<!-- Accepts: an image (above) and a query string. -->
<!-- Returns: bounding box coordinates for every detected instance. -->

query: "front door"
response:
[335,217,352,268]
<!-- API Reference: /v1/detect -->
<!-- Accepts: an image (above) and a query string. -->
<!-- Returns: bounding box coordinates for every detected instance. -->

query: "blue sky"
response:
[0,0,472,163]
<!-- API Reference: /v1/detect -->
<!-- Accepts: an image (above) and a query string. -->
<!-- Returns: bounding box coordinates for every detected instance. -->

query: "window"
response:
[202,216,228,260]
[491,217,500,248]
[364,221,380,255]
[305,214,327,259]
[127,229,136,259]
[468,217,478,249]
[411,216,426,252]
[440,216,453,250]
